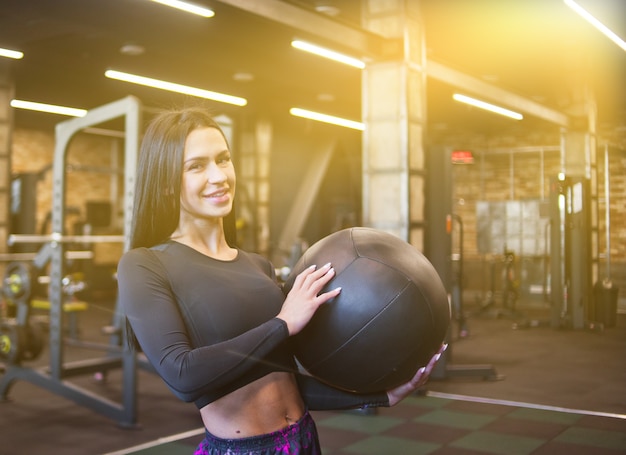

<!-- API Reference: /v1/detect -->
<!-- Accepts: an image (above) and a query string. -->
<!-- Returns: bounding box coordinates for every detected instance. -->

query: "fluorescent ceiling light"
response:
[149,0,214,18]
[105,70,247,106]
[291,40,365,69]
[0,47,24,59]
[10,99,87,117]
[290,107,364,130]
[452,94,523,120]
[563,0,626,51]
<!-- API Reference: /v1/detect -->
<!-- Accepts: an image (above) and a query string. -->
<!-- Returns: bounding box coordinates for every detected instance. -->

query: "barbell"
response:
[7,234,125,246]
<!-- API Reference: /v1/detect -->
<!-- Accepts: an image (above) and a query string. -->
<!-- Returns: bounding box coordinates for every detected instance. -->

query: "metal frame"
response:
[549,175,593,329]
[216,0,569,128]
[427,146,500,382]
[0,96,142,427]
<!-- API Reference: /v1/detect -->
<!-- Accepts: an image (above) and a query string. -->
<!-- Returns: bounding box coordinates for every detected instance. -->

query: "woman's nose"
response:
[206,163,227,183]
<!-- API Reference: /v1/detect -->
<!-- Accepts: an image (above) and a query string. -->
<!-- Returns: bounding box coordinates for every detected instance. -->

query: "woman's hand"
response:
[277,263,341,336]
[386,343,448,407]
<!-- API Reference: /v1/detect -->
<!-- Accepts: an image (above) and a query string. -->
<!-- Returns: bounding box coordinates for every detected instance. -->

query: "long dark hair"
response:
[130,107,228,249]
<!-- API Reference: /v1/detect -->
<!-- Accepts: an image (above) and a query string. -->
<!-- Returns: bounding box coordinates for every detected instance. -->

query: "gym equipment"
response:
[448,214,469,338]
[549,175,592,329]
[592,146,619,328]
[0,263,46,365]
[7,234,125,246]
[2,258,90,337]
[0,321,44,364]
[473,246,521,319]
[427,145,500,382]
[0,96,143,427]
[2,262,35,301]
[501,250,519,312]
[283,227,450,393]
[0,322,25,364]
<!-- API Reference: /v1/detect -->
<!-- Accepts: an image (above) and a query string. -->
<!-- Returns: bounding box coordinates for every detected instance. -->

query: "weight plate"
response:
[22,323,45,361]
[2,262,34,302]
[0,323,24,364]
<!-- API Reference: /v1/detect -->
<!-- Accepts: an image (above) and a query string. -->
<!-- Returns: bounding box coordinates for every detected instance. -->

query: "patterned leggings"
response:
[194,411,322,455]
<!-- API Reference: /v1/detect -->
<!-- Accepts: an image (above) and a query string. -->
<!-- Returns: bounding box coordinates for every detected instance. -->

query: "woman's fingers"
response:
[278,263,340,335]
[386,343,448,406]
[294,263,336,296]
[410,343,448,387]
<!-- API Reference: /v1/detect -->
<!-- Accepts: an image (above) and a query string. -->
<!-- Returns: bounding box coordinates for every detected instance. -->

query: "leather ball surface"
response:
[283,227,450,393]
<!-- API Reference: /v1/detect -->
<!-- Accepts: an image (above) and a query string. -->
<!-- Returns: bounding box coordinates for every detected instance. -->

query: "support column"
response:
[556,80,597,328]
[361,0,427,249]
[237,118,272,257]
[560,38,599,284]
[0,61,14,261]
[254,120,272,257]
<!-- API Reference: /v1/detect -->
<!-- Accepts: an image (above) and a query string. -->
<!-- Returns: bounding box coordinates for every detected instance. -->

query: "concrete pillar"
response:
[237,117,273,256]
[0,61,14,258]
[557,72,598,327]
[254,119,272,257]
[361,0,427,249]
[559,36,600,280]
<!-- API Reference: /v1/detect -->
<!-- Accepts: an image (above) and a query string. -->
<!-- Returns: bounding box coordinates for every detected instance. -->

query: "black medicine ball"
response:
[283,227,450,393]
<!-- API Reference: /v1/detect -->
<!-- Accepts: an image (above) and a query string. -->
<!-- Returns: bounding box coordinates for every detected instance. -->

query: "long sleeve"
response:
[117,248,291,404]
[296,374,389,411]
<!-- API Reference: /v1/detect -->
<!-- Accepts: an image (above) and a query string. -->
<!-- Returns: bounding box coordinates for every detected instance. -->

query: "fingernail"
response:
[323,262,332,268]
[442,343,449,352]
[309,264,317,270]
[434,353,442,362]
[418,367,426,375]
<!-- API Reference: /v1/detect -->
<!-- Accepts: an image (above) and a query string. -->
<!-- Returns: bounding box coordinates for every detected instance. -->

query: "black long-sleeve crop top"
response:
[117,241,389,410]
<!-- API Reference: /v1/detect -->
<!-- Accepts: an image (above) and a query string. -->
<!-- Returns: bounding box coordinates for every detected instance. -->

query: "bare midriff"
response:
[199,372,305,439]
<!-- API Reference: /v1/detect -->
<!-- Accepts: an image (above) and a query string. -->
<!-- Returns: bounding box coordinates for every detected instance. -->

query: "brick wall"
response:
[451,147,625,299]
[11,127,123,265]
[10,127,625,300]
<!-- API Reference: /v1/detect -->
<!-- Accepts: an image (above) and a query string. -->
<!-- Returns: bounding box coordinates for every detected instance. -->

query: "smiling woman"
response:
[173,127,237,238]
[116,105,444,454]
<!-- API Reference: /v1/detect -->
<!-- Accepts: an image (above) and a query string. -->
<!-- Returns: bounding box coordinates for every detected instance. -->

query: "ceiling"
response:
[1,0,625,149]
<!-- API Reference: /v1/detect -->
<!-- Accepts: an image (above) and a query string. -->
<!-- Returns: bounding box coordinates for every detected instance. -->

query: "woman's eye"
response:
[187,163,203,171]
[217,155,231,165]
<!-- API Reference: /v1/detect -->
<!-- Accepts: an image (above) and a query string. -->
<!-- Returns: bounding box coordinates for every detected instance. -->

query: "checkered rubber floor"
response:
[106,392,626,455]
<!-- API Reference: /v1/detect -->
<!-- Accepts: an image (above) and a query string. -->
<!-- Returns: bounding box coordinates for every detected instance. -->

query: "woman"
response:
[117,107,445,455]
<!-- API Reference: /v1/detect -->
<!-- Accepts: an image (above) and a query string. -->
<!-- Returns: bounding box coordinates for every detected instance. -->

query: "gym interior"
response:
[0,1,625,454]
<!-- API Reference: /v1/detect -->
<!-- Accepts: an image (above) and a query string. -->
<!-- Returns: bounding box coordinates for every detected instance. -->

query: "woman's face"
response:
[179,127,236,223]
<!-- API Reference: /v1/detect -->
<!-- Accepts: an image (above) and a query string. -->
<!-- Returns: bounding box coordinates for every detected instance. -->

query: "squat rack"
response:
[0,96,143,427]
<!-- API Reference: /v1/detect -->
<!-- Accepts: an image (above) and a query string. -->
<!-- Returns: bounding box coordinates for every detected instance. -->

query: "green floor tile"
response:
[403,395,452,409]
[317,413,404,434]
[555,426,626,450]
[508,407,582,425]
[343,435,441,455]
[414,409,498,430]
[450,430,546,455]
